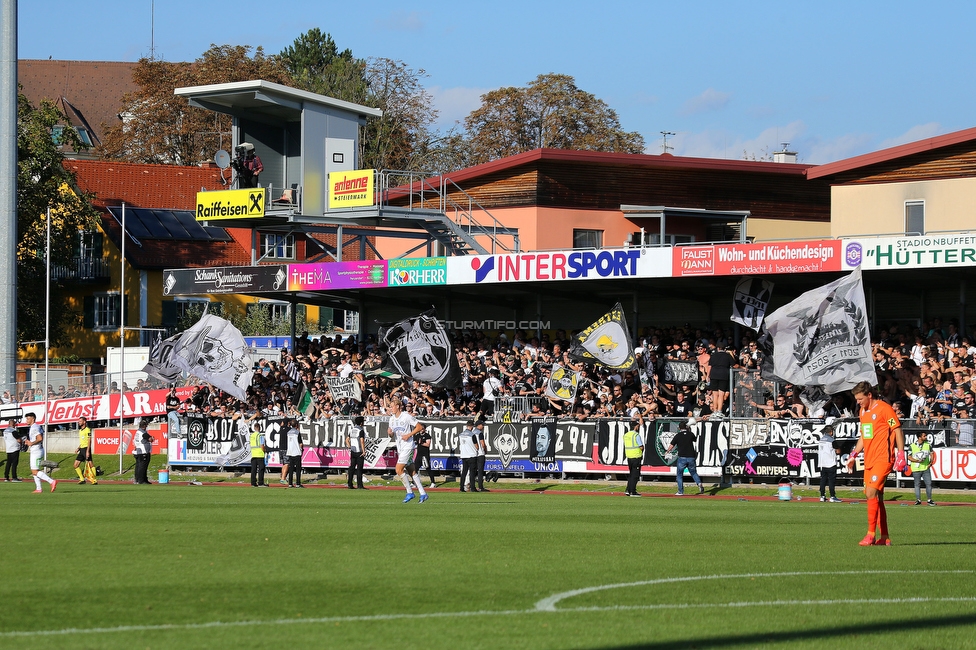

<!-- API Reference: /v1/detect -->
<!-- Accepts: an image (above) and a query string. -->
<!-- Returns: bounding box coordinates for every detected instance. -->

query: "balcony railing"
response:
[51,257,112,282]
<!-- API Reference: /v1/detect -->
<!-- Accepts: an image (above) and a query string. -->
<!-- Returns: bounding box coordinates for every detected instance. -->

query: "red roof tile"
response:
[68,160,249,269]
[18,60,138,144]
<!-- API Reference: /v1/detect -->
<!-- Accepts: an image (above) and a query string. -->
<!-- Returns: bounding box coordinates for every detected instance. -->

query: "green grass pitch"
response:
[1,479,974,649]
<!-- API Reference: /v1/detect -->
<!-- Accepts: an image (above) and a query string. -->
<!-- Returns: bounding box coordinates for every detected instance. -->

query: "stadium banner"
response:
[163,412,976,483]
[672,240,841,278]
[841,234,976,271]
[168,414,593,470]
[445,247,672,286]
[92,426,167,455]
[724,418,861,479]
[162,265,287,295]
[388,257,447,287]
[287,261,387,291]
[16,386,198,427]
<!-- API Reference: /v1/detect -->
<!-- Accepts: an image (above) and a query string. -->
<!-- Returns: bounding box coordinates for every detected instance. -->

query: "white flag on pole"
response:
[730,276,774,331]
[763,268,876,394]
[170,314,253,400]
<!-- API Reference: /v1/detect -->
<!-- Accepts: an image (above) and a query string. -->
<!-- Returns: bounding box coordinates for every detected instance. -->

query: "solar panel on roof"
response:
[202,226,233,242]
[109,207,153,238]
[107,206,230,241]
[134,209,172,238]
[151,210,181,238]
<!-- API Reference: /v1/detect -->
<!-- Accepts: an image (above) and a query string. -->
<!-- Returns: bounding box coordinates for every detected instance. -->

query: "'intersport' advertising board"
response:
[446,247,672,285]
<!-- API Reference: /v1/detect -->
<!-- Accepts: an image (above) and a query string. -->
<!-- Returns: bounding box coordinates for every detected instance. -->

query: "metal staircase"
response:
[378,171,520,256]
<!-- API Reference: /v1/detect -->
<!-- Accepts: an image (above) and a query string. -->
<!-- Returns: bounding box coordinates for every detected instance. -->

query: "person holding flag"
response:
[847,381,906,546]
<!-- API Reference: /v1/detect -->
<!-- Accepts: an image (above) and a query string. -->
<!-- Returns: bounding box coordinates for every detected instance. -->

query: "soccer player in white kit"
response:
[24,413,57,493]
[389,399,428,503]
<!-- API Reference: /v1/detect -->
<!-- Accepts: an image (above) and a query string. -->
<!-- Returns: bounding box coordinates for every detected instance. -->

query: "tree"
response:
[361,58,439,171]
[17,93,101,346]
[279,28,367,104]
[98,45,292,165]
[464,73,645,165]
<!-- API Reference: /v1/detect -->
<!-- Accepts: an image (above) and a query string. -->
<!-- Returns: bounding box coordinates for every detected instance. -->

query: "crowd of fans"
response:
[11,317,976,429]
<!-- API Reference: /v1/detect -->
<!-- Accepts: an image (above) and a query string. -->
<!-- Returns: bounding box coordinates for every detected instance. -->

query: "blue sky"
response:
[17,0,975,164]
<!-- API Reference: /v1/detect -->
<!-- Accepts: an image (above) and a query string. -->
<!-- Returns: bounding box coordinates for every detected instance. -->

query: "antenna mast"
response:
[660,131,675,154]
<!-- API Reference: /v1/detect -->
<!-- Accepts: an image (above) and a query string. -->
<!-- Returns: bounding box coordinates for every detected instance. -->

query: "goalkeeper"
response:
[847,381,906,547]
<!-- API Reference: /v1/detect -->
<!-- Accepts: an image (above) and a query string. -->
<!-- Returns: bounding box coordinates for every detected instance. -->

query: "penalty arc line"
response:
[2,571,973,639]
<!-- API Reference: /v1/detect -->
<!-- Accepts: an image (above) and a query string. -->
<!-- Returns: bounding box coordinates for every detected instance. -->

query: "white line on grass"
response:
[535,570,975,610]
[3,571,972,639]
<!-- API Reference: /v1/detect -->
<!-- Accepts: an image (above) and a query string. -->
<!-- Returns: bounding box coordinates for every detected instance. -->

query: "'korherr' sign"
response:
[328,169,375,209]
[195,188,265,220]
[163,265,288,295]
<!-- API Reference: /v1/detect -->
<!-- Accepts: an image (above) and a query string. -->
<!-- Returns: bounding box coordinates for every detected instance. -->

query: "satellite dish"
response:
[214,149,231,169]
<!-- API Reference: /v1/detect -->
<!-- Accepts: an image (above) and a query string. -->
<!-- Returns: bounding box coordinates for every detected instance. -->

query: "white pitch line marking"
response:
[534,570,975,611]
[2,571,972,638]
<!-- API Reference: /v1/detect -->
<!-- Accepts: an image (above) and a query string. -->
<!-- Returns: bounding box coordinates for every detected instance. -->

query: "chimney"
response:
[773,142,797,164]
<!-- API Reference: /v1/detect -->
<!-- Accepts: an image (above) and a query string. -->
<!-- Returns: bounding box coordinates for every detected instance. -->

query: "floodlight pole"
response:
[43,207,50,460]
[119,203,126,474]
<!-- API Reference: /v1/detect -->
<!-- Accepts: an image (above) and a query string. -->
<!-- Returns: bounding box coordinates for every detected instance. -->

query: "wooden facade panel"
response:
[437,161,829,222]
[830,143,976,185]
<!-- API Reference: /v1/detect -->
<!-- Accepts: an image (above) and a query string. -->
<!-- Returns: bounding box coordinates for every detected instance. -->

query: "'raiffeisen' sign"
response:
[195,188,265,220]
[328,169,375,209]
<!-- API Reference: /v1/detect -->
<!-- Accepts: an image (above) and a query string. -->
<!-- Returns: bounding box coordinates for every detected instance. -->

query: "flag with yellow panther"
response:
[568,303,637,371]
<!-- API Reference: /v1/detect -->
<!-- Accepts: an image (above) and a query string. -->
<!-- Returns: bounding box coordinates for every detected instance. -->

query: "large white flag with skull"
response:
[763,268,876,394]
[169,314,253,400]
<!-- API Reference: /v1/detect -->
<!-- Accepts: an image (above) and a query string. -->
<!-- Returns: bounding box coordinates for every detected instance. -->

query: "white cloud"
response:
[670,121,807,160]
[374,10,427,32]
[877,122,943,150]
[679,88,732,116]
[802,133,876,165]
[429,86,488,131]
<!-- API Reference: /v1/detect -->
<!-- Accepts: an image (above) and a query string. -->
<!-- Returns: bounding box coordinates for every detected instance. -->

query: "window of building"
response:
[573,229,603,249]
[249,300,291,321]
[636,232,695,246]
[260,233,295,260]
[52,125,93,148]
[87,292,121,331]
[905,201,925,235]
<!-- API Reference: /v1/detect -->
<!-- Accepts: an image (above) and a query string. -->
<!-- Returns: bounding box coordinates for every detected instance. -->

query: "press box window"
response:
[905,201,925,235]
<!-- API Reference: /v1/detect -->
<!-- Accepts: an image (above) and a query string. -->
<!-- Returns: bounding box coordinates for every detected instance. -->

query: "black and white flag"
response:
[663,360,699,386]
[568,303,637,371]
[170,314,253,400]
[143,332,185,384]
[544,364,580,401]
[763,268,876,394]
[325,376,363,402]
[731,277,774,331]
[377,309,461,388]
